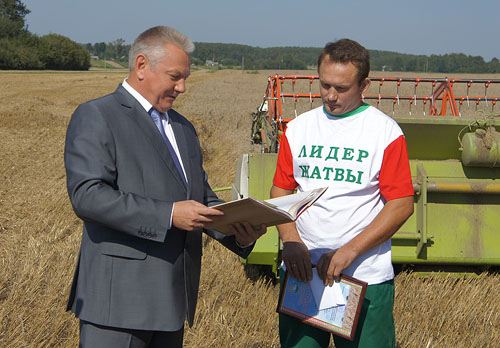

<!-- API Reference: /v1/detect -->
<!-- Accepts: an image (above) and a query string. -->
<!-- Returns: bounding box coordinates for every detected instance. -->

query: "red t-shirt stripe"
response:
[273,130,298,190]
[379,135,414,201]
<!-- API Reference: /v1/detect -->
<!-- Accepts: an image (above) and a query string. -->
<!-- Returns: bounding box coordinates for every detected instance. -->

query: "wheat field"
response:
[1,69,499,348]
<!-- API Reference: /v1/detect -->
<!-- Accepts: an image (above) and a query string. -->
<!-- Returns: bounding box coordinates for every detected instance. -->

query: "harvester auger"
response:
[236,74,500,276]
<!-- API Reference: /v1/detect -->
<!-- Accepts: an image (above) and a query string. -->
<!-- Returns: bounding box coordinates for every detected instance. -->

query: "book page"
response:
[264,187,327,218]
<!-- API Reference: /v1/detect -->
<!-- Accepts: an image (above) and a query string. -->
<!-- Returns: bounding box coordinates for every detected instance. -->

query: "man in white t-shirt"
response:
[271,39,414,348]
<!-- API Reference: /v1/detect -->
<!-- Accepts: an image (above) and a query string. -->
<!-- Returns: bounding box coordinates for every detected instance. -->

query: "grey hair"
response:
[128,26,195,71]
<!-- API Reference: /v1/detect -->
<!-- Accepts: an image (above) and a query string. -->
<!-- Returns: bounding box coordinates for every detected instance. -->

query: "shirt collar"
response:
[323,103,370,119]
[122,79,152,112]
[122,79,170,122]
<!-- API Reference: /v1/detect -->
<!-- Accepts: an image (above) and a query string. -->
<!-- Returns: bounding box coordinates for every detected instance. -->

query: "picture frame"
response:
[277,271,367,341]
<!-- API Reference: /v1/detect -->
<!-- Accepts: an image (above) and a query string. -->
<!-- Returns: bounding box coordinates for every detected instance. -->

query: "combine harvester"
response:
[232,74,500,275]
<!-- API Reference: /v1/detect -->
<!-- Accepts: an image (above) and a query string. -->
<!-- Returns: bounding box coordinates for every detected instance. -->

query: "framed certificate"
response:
[277,271,367,341]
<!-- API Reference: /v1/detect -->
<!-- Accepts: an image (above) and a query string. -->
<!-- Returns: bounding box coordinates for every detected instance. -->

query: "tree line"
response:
[0,0,90,70]
[192,42,500,73]
[369,50,500,74]
[82,39,128,64]
[87,41,500,74]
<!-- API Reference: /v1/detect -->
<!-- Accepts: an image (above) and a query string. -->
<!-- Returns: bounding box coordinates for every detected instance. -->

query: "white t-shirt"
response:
[273,104,414,284]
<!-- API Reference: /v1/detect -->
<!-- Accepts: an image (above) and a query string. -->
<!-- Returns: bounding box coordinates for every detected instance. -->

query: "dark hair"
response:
[317,39,370,84]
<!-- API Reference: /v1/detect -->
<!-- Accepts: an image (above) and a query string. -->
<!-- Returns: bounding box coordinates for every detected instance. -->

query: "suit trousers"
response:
[79,320,184,348]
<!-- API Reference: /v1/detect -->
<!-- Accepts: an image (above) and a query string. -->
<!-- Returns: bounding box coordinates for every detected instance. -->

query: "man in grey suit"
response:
[64,26,265,348]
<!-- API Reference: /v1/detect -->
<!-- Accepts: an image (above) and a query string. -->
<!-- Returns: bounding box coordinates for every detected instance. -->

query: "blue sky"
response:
[22,0,499,61]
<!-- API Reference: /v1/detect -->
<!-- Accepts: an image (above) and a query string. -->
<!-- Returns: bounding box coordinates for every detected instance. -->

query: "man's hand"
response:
[172,200,224,231]
[316,196,414,286]
[229,222,266,247]
[317,246,357,286]
[270,185,312,282]
[283,241,312,282]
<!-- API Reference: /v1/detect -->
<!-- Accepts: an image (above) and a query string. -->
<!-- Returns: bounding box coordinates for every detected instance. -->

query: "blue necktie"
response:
[149,108,188,187]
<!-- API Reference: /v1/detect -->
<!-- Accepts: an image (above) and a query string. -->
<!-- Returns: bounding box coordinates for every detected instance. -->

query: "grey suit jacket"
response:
[64,85,251,331]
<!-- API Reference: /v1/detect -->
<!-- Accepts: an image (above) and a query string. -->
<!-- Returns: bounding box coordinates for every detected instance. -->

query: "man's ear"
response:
[134,54,148,81]
[361,78,371,94]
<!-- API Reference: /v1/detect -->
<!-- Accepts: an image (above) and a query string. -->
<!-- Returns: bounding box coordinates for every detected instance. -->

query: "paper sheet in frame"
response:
[309,268,346,310]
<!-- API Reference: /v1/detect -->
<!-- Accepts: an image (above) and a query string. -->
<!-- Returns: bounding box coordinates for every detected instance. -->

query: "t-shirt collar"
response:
[323,103,370,119]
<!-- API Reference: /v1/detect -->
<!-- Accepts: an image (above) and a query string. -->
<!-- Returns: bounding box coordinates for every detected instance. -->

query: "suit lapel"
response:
[115,86,188,193]
[169,110,192,197]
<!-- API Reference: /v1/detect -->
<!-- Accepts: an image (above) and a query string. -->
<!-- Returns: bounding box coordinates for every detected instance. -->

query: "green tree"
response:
[105,38,127,61]
[83,42,93,53]
[39,34,90,70]
[0,31,44,69]
[221,57,239,67]
[94,42,106,57]
[0,0,30,38]
[487,58,500,73]
[393,57,404,71]
[469,55,486,73]
[113,38,128,61]
[404,57,417,72]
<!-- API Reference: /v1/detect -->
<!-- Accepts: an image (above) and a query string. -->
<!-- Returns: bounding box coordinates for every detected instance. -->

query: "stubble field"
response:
[0,69,499,348]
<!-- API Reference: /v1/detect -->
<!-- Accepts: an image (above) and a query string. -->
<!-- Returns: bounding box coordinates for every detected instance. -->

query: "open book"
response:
[205,187,327,235]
